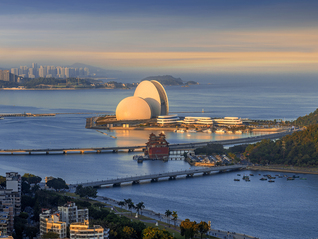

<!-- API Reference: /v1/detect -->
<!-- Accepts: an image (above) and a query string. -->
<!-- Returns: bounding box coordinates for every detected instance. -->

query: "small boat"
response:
[176,129,185,133]
[243,176,250,180]
[202,129,212,133]
[235,130,242,134]
[287,177,295,180]
[260,178,267,181]
[268,180,275,183]
[237,174,241,176]
[0,117,4,120]
[187,129,197,133]
[293,175,299,178]
[278,176,283,178]
[215,129,225,134]
[268,176,276,179]
[226,131,233,134]
[234,179,240,181]
[250,174,254,176]
[300,177,307,180]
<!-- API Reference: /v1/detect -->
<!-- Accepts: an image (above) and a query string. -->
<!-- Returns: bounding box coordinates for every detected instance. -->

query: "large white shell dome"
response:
[116,80,169,120]
[116,96,151,120]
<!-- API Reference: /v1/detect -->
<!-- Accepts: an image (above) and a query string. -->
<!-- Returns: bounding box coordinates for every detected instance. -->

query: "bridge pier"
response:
[96,150,101,153]
[63,151,67,154]
[112,150,118,153]
[46,151,49,155]
[128,149,135,152]
[186,174,194,178]
[80,151,84,154]
[113,183,121,187]
[132,180,140,184]
[203,171,211,176]
[29,152,31,155]
[151,178,158,182]
[169,176,176,180]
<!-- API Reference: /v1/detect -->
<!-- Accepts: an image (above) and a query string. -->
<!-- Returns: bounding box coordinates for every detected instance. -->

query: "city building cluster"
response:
[0,173,21,238]
[40,202,108,239]
[0,70,20,83]
[0,172,109,239]
[10,63,90,79]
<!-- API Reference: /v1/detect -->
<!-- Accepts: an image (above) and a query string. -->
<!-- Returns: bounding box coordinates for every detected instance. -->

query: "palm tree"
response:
[124,198,132,210]
[136,202,145,215]
[128,201,135,216]
[118,201,125,209]
[172,211,178,227]
[165,210,172,226]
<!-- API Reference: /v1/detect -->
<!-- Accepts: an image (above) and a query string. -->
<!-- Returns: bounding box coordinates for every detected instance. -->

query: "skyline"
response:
[1,0,318,76]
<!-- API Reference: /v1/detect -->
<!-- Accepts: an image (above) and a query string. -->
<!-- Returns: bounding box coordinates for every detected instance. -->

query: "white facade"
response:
[157,114,180,125]
[58,202,89,226]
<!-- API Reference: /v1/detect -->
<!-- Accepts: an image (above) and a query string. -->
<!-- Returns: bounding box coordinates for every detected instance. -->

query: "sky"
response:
[1,0,318,76]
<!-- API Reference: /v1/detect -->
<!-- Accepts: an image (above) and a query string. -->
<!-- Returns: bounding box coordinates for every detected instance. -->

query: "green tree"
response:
[118,201,125,208]
[136,202,145,215]
[25,226,38,239]
[180,219,198,239]
[165,210,172,226]
[122,226,136,239]
[172,211,178,228]
[143,227,174,239]
[0,175,6,187]
[42,232,59,238]
[46,178,69,191]
[22,173,42,184]
[75,185,97,198]
[197,221,209,239]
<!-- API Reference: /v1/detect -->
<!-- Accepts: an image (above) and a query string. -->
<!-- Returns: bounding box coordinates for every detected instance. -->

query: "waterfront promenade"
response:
[0,130,292,155]
[71,165,246,188]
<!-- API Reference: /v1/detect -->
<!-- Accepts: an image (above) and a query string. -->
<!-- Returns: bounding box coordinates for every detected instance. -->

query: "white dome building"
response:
[116,80,169,121]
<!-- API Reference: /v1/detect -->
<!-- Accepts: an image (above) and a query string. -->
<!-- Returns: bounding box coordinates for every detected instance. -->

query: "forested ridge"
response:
[245,124,318,166]
[294,108,318,126]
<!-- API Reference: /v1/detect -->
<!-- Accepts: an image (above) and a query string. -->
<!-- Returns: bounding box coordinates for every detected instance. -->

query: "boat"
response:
[235,130,242,134]
[237,174,241,176]
[268,180,275,183]
[242,175,250,181]
[300,177,307,180]
[287,177,295,180]
[176,129,185,133]
[215,129,225,134]
[293,175,299,178]
[202,129,212,133]
[234,179,240,181]
[260,178,267,181]
[187,129,197,133]
[250,174,254,176]
[278,176,283,178]
[0,117,4,120]
[226,130,233,134]
[268,176,276,179]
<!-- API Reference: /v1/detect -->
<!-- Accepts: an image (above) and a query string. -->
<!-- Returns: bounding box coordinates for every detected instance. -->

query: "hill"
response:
[141,75,198,86]
[294,108,318,126]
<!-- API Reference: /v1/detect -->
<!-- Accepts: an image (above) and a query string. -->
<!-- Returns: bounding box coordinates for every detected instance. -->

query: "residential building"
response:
[70,220,108,239]
[39,210,67,238]
[58,202,88,226]
[5,173,21,216]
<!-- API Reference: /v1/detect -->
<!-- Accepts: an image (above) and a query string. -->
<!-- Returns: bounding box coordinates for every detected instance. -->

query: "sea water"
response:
[0,80,318,239]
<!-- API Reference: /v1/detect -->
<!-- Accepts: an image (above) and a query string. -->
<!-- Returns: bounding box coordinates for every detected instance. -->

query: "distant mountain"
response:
[141,75,183,85]
[141,75,199,86]
[69,63,122,77]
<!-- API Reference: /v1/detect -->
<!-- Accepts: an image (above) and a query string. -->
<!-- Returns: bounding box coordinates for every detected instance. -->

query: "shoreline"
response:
[248,165,318,175]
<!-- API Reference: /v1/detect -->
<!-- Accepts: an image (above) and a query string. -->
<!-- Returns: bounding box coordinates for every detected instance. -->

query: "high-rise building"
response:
[31,63,37,69]
[5,173,21,216]
[65,67,70,78]
[39,66,46,78]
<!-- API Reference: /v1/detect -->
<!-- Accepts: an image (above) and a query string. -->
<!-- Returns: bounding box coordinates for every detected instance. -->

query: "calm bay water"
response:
[1,80,318,239]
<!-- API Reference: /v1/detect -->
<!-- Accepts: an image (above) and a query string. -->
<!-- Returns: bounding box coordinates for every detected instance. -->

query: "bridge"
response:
[0,130,292,155]
[71,165,246,188]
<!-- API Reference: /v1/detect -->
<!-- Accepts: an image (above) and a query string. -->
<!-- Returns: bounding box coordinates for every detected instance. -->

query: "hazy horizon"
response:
[1,0,318,79]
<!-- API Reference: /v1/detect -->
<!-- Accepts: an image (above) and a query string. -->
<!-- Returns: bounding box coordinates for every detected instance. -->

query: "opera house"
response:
[116,80,169,120]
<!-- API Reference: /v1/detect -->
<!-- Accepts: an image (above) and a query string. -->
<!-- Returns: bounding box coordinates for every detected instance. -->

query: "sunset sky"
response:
[1,0,318,76]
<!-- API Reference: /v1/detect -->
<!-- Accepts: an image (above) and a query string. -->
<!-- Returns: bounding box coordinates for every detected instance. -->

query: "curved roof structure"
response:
[116,96,151,120]
[151,80,169,115]
[116,80,169,121]
[134,81,161,117]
